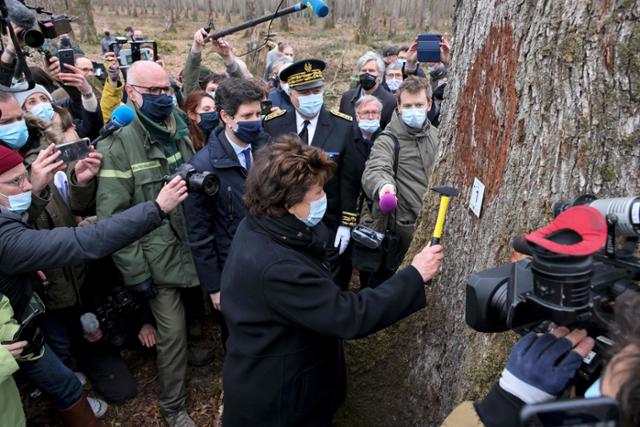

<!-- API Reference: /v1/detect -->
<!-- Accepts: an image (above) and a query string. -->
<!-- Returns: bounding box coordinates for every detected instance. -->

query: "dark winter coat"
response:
[341,124,381,215]
[0,201,166,321]
[220,214,426,426]
[339,84,397,131]
[183,127,267,294]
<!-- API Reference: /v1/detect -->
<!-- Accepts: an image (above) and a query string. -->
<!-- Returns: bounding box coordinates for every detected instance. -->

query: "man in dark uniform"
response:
[264,59,359,261]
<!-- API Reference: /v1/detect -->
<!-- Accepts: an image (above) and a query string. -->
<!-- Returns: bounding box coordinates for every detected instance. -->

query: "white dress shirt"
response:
[295,111,320,145]
[225,130,253,170]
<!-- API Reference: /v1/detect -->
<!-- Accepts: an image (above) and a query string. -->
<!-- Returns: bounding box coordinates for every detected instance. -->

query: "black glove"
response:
[128,279,158,300]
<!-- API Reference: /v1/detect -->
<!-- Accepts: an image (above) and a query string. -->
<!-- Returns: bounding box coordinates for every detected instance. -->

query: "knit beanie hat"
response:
[0,145,24,175]
[14,84,53,108]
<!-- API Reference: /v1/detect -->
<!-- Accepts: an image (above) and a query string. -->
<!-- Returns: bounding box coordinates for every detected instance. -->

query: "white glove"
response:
[334,226,351,255]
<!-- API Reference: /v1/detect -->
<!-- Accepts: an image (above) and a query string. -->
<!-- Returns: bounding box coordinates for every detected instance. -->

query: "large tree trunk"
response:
[75,0,99,44]
[354,0,373,45]
[336,1,640,426]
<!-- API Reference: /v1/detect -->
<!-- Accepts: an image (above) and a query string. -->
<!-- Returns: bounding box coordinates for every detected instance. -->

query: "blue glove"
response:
[499,332,584,404]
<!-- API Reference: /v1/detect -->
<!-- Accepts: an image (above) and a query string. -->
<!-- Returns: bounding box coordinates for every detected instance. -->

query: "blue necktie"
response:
[242,147,252,171]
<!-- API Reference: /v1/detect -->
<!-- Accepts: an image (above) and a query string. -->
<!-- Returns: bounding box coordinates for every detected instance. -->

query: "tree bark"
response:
[74,0,99,44]
[336,1,640,426]
[324,0,337,30]
[354,0,373,45]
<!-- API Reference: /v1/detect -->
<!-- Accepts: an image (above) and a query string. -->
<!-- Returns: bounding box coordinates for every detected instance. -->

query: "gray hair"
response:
[355,95,383,112]
[355,51,386,76]
[386,61,403,73]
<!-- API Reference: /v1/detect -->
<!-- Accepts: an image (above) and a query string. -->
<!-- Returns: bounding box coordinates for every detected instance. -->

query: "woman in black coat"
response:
[220,135,444,426]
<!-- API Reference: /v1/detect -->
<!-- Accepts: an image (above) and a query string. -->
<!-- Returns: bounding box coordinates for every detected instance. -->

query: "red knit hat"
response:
[0,145,24,175]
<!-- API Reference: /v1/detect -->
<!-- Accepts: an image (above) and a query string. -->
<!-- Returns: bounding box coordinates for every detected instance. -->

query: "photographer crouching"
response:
[0,144,187,425]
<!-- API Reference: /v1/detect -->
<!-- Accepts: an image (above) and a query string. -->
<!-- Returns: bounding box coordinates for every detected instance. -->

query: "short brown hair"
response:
[244,134,335,218]
[397,76,432,104]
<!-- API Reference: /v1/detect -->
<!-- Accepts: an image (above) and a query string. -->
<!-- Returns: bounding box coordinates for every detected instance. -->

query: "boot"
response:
[59,395,102,427]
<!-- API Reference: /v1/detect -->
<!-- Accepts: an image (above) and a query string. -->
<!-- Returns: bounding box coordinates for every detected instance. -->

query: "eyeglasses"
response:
[357,110,381,118]
[130,84,173,96]
[0,172,29,189]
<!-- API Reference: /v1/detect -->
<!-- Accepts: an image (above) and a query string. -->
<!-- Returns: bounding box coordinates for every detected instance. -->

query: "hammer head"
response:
[432,186,459,197]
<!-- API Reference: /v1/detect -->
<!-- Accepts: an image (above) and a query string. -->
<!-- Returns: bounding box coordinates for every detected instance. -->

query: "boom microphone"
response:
[205,0,330,41]
[91,105,135,146]
[6,0,35,29]
[295,0,329,18]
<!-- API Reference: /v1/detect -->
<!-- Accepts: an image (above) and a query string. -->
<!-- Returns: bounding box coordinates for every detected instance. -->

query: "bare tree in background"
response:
[324,0,337,29]
[74,0,98,43]
[354,0,373,44]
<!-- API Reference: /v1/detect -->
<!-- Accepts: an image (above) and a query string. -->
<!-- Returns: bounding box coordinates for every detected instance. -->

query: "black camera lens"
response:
[198,172,219,196]
[22,29,45,48]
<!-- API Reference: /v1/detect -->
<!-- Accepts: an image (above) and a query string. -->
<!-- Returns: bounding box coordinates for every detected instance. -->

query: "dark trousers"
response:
[181,286,205,333]
[40,307,137,404]
[19,344,82,410]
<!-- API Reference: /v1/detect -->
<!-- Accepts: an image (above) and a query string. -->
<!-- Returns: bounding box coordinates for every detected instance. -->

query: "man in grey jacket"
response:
[361,76,440,286]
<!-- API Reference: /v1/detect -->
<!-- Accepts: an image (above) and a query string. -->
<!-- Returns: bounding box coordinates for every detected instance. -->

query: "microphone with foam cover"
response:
[297,0,330,17]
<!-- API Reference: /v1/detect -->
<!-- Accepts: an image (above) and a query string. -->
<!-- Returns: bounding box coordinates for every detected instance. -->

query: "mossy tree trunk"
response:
[354,0,373,45]
[337,1,640,426]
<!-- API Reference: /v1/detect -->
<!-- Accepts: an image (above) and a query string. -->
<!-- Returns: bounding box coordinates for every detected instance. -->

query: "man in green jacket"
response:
[361,76,441,287]
[96,60,199,427]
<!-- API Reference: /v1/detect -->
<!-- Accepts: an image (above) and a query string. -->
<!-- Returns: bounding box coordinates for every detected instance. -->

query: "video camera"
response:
[13,13,73,49]
[466,196,640,383]
[164,163,219,197]
[94,288,140,347]
[109,38,158,68]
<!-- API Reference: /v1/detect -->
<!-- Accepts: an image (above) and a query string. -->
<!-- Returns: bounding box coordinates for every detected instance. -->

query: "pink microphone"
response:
[379,193,398,213]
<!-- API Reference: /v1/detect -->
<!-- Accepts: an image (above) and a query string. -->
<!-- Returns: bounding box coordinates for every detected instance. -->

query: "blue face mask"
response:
[401,108,427,129]
[0,120,29,149]
[428,64,447,76]
[233,120,263,145]
[31,102,55,122]
[584,378,601,398]
[198,111,219,135]
[358,119,380,135]
[386,78,402,92]
[297,93,323,117]
[0,191,32,213]
[397,58,407,66]
[140,93,174,122]
[301,194,327,227]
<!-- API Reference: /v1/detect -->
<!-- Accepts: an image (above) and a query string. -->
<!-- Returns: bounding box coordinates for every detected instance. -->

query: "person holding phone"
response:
[0,291,29,427]
[0,142,187,426]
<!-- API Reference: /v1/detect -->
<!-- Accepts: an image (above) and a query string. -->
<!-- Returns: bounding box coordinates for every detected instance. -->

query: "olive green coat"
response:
[0,294,26,427]
[96,108,199,288]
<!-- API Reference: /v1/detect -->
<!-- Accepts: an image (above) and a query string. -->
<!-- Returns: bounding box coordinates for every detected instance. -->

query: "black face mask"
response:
[198,111,219,135]
[359,73,377,91]
[139,93,174,122]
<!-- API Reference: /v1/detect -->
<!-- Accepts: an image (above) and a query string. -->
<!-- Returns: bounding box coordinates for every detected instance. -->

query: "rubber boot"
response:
[59,395,102,427]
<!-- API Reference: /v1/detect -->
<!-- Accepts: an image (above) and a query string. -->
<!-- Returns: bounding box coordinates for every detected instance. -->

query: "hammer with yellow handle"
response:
[431,186,459,245]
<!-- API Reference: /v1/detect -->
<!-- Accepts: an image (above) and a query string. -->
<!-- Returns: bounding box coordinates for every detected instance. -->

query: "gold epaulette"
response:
[264,109,286,121]
[330,110,353,121]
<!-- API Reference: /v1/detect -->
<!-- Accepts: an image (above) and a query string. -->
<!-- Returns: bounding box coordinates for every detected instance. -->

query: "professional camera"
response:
[15,15,73,48]
[164,163,219,197]
[94,288,140,347]
[465,196,640,382]
[109,38,158,68]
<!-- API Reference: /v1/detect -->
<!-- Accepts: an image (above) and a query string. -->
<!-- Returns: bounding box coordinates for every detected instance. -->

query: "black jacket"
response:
[263,107,358,229]
[0,201,165,320]
[220,214,426,426]
[341,125,381,215]
[339,84,397,131]
[183,127,267,294]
